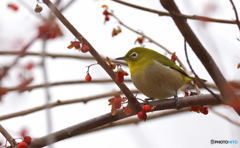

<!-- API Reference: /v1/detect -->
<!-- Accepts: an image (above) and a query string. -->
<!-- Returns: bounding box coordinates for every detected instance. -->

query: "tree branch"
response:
[28,93,221,147]
[42,0,140,112]
[0,90,138,121]
[0,51,127,65]
[159,0,240,115]
[229,0,240,32]
[0,124,17,147]
[2,79,132,92]
[111,0,240,25]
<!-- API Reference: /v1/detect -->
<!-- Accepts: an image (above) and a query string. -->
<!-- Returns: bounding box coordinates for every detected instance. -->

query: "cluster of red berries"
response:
[67,41,90,53]
[189,106,208,115]
[17,62,35,93]
[137,104,151,121]
[17,136,32,148]
[115,67,128,83]
[102,5,111,23]
[108,94,127,115]
[38,22,63,39]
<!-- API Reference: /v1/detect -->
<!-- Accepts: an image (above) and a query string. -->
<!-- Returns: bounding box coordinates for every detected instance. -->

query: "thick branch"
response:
[112,0,240,25]
[28,94,220,148]
[42,0,140,111]
[159,0,240,114]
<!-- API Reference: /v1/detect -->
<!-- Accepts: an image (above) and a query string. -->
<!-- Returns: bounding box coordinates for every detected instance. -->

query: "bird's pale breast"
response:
[131,60,184,99]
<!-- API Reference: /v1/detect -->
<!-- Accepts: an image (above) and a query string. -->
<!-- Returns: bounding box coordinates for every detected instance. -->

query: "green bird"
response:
[116,47,194,106]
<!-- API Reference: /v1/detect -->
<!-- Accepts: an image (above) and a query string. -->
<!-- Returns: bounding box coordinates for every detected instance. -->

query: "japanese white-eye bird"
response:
[116,47,194,106]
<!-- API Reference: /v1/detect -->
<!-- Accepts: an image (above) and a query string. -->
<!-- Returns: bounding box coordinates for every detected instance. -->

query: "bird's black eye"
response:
[130,52,138,59]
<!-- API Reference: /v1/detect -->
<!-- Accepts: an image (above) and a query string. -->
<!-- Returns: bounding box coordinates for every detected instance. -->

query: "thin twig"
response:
[111,0,240,25]
[0,90,138,121]
[0,51,127,65]
[0,124,17,147]
[229,0,240,32]
[59,0,77,12]
[41,40,54,147]
[28,93,222,147]
[183,40,220,100]
[210,107,240,126]
[2,79,132,92]
[42,0,140,112]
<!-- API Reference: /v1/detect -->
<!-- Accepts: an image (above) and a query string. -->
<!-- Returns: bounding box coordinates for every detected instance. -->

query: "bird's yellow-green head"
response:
[116,47,160,74]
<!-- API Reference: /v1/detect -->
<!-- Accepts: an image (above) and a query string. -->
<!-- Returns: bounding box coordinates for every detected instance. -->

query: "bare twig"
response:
[28,93,221,147]
[41,40,54,146]
[112,0,240,25]
[0,90,138,121]
[0,51,127,65]
[183,40,219,100]
[0,124,17,147]
[2,79,132,92]
[59,0,77,12]
[210,107,240,126]
[159,0,240,115]
[42,0,140,111]
[229,0,240,32]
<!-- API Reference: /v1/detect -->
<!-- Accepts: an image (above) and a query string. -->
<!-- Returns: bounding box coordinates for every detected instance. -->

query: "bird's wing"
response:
[155,54,190,78]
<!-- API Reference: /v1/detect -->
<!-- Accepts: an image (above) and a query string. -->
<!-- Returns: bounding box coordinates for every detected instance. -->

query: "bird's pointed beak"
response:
[115,56,127,61]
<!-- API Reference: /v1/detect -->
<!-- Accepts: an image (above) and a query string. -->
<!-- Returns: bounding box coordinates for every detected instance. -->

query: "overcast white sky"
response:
[0,0,240,148]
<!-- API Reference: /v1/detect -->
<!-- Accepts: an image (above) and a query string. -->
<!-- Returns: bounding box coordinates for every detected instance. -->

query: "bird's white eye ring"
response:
[130,52,138,58]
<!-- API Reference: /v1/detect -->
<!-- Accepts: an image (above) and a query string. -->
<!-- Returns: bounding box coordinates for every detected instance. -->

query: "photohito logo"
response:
[210,139,238,144]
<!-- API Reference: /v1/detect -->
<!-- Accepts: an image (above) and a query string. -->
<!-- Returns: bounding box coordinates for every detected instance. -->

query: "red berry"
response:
[115,69,128,83]
[199,106,208,115]
[105,15,110,22]
[171,52,178,62]
[189,106,200,113]
[25,62,34,70]
[17,142,28,148]
[81,45,90,53]
[137,111,147,121]
[142,104,151,112]
[135,37,145,44]
[71,41,81,49]
[113,96,123,109]
[85,74,92,82]
[8,3,19,11]
[23,136,32,144]
[103,10,110,16]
